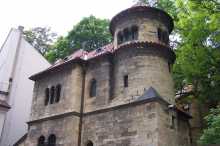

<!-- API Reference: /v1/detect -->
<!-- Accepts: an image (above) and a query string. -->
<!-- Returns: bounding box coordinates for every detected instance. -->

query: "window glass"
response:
[45,88,50,106]
[38,136,45,146]
[55,84,61,103]
[86,140,93,146]
[124,75,128,88]
[48,134,56,146]
[50,86,55,104]
[90,79,97,97]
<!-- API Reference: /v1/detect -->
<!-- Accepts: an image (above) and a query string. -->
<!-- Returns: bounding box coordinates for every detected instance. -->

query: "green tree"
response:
[67,15,112,51]
[45,37,70,63]
[199,106,220,145]
[172,0,220,103]
[23,27,57,55]
[47,16,112,62]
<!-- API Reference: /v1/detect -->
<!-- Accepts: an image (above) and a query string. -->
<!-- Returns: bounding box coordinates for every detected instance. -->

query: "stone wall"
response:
[157,103,191,146]
[25,115,79,146]
[112,47,175,104]
[30,64,83,121]
[83,47,175,113]
[82,102,159,146]
[84,57,111,112]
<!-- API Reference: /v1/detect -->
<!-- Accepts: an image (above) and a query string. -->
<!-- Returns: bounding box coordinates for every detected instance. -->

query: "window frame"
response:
[50,86,55,104]
[48,134,56,146]
[38,135,45,146]
[55,84,61,103]
[123,75,128,88]
[45,88,50,106]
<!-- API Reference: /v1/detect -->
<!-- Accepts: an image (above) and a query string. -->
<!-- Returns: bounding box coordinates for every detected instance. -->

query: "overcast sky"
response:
[0,0,135,45]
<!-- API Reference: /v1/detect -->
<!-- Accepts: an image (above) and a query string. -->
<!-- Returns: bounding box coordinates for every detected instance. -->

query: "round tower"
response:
[110,3,176,104]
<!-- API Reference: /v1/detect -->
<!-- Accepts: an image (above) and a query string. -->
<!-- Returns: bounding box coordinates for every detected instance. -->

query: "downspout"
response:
[108,54,115,100]
[78,63,86,146]
[9,26,24,90]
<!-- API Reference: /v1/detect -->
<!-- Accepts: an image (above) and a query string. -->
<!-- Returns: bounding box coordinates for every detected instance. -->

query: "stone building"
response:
[22,3,192,146]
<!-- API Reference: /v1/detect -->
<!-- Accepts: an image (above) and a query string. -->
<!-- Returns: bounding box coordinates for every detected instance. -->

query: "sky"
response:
[0,0,135,45]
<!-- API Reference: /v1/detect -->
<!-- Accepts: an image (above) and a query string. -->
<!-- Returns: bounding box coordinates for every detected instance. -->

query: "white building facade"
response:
[0,26,50,146]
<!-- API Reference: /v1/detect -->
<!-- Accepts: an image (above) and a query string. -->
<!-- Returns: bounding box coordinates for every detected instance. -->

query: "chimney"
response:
[18,26,24,32]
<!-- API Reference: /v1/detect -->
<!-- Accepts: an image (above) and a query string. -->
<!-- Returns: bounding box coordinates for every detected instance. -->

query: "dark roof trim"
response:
[27,111,80,125]
[13,133,28,146]
[29,58,86,81]
[110,6,174,35]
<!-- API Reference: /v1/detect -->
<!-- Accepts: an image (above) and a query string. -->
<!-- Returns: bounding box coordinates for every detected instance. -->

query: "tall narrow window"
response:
[45,88,50,106]
[86,140,93,146]
[131,26,138,40]
[123,28,129,41]
[117,32,123,45]
[157,28,162,42]
[55,84,61,103]
[90,79,97,97]
[50,86,55,104]
[38,136,45,146]
[163,31,169,44]
[48,134,56,146]
[124,75,128,88]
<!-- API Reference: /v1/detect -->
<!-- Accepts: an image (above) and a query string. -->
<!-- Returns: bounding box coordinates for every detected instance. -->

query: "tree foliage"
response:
[172,0,220,103]
[23,27,57,55]
[199,106,220,145]
[46,16,112,62]
[67,15,112,51]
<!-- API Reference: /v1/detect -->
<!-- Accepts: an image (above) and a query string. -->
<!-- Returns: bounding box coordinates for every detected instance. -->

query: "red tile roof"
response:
[29,41,173,81]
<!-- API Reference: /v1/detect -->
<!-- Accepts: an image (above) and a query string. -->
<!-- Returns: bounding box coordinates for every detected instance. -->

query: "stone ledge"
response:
[27,111,80,125]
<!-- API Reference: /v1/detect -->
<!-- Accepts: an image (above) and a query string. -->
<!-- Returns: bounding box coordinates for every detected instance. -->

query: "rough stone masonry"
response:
[22,3,192,146]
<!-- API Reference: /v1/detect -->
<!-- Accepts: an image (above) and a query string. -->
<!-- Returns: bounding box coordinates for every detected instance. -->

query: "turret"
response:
[109,3,176,104]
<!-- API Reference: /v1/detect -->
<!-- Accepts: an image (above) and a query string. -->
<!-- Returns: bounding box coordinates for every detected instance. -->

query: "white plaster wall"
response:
[0,29,50,146]
[0,29,20,94]
[0,111,6,138]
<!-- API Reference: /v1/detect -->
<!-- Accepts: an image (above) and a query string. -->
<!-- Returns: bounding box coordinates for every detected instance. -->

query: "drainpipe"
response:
[8,26,24,91]
[78,63,86,146]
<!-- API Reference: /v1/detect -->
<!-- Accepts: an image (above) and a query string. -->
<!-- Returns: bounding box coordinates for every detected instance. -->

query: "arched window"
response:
[123,75,128,88]
[90,79,97,97]
[131,26,138,40]
[158,28,169,44]
[162,31,169,44]
[38,136,45,146]
[48,134,56,146]
[123,28,129,41]
[86,140,93,146]
[117,31,123,45]
[50,86,55,104]
[45,88,50,106]
[157,28,162,42]
[55,84,61,103]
